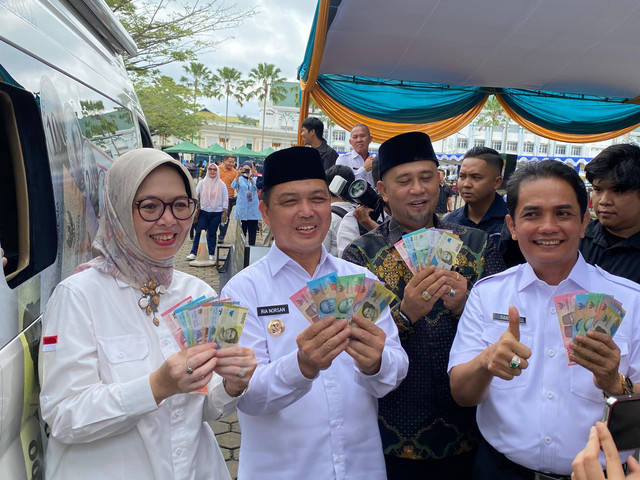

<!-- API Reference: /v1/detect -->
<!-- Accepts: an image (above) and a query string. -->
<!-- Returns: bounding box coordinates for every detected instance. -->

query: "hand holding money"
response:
[346,313,386,375]
[482,306,531,381]
[570,330,622,394]
[296,317,351,379]
[213,346,257,397]
[400,265,451,322]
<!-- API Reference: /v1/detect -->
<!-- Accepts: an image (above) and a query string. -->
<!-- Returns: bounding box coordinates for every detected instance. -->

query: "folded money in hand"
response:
[394,228,462,274]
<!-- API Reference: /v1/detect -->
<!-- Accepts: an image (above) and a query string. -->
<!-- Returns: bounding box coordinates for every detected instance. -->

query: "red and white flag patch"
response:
[42,335,58,352]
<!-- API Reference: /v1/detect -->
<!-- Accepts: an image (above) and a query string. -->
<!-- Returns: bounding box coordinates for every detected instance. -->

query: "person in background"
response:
[221,146,408,480]
[445,146,507,241]
[435,167,454,215]
[580,143,640,283]
[186,162,228,261]
[342,132,505,480]
[300,116,338,170]
[448,160,640,479]
[323,164,356,256]
[39,148,256,480]
[217,154,237,244]
[336,123,376,188]
[232,161,261,245]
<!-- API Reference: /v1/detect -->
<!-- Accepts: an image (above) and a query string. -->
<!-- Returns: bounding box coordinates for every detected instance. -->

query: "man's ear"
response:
[493,176,503,191]
[506,214,517,241]
[259,200,271,227]
[377,180,389,203]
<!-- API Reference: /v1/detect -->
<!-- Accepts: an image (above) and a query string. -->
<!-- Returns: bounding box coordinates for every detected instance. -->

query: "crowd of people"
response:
[16,116,640,479]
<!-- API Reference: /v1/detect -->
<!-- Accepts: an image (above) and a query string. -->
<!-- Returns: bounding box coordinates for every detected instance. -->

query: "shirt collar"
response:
[585,219,640,249]
[463,193,508,222]
[266,241,334,278]
[517,252,590,292]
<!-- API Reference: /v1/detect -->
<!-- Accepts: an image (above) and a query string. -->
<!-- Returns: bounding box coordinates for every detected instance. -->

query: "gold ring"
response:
[456,272,460,281]
[421,289,432,302]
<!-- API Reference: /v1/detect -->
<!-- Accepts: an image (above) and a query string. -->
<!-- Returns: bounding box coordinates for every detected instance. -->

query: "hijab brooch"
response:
[138,280,166,326]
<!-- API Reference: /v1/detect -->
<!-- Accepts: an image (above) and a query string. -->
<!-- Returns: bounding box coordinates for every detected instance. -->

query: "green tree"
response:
[237,114,258,126]
[136,75,202,143]
[476,95,509,150]
[211,67,246,148]
[180,62,214,113]
[106,0,256,76]
[246,63,287,150]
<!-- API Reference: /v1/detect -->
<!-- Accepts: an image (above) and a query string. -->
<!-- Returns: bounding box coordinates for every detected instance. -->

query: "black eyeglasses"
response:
[134,197,197,222]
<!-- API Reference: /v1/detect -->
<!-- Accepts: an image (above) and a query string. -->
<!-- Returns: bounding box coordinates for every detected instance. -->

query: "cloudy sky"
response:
[161,0,318,118]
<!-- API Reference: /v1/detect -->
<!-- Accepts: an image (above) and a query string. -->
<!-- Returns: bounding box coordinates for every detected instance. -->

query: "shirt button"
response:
[546,391,554,399]
[549,306,556,314]
[544,437,552,444]
[119,352,125,358]
[332,420,339,427]
[175,448,182,456]
[174,409,182,417]
[336,456,342,463]
[326,382,334,388]
[548,349,556,357]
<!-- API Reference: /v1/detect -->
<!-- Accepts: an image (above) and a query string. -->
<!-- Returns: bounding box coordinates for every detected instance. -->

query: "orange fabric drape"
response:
[310,86,489,143]
[298,0,331,145]
[496,95,640,143]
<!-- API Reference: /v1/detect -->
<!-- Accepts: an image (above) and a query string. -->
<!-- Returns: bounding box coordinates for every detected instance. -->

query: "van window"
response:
[0,81,57,289]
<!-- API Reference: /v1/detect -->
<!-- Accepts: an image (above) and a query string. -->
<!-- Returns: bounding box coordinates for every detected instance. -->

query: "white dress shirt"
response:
[221,244,409,480]
[336,150,375,188]
[323,201,355,256]
[448,254,640,475]
[40,268,239,480]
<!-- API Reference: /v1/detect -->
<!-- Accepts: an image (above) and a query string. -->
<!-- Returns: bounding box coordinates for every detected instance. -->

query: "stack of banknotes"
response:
[290,272,396,324]
[553,291,625,365]
[394,228,463,273]
[162,296,248,350]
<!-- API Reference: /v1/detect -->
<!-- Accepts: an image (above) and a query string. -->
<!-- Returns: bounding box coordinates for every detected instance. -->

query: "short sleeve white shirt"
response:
[336,150,375,188]
[448,254,640,475]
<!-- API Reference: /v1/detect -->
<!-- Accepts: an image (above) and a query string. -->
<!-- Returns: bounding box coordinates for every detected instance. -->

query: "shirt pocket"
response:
[97,334,151,382]
[570,335,630,403]
[481,326,533,390]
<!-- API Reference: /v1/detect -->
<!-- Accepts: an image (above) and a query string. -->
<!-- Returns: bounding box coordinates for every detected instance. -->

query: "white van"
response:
[0,0,150,476]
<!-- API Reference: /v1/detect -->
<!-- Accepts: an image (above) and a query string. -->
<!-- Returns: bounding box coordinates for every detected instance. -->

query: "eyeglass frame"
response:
[134,196,198,222]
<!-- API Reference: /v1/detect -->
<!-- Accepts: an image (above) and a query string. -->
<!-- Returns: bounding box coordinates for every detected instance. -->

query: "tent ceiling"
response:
[320,0,640,100]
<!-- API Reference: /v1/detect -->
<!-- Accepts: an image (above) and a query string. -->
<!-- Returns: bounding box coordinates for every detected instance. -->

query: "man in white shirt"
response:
[448,160,640,479]
[221,146,408,480]
[323,164,355,256]
[337,123,376,188]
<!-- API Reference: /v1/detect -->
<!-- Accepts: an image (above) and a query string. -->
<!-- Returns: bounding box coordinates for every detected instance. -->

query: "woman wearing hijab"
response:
[39,149,256,480]
[232,161,261,245]
[186,162,228,261]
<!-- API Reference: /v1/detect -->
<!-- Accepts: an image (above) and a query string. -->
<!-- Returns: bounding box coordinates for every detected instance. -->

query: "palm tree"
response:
[211,67,245,148]
[180,62,213,113]
[247,63,287,150]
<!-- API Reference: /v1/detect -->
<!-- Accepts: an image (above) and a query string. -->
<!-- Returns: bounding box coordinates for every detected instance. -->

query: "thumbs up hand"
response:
[482,306,532,381]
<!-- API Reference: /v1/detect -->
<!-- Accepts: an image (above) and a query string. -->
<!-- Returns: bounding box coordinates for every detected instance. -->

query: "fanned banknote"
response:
[290,286,321,323]
[335,274,365,320]
[352,282,396,324]
[307,272,338,318]
[214,304,248,348]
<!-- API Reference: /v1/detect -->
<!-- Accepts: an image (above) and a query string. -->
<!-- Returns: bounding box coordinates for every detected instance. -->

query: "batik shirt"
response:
[342,215,505,461]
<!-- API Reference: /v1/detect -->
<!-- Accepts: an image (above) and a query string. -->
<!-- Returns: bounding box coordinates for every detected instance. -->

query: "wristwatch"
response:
[603,373,635,398]
[397,309,413,328]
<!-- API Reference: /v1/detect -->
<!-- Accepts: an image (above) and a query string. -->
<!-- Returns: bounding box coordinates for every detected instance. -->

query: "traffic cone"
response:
[189,229,215,267]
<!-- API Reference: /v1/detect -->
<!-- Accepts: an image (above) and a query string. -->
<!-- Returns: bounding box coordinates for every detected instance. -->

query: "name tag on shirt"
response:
[257,304,289,316]
[492,312,526,325]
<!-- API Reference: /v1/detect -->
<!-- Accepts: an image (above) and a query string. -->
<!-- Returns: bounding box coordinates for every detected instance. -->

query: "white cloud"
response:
[160,0,317,118]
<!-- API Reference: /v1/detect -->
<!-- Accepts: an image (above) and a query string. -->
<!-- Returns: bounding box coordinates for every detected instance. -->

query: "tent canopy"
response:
[163,141,207,154]
[206,143,233,156]
[298,0,640,143]
[232,145,267,158]
[259,147,275,156]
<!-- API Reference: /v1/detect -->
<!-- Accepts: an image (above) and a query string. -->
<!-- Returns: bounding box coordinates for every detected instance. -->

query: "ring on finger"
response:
[456,272,460,281]
[186,359,193,375]
[237,368,246,378]
[421,289,432,302]
[448,287,456,297]
[509,354,522,369]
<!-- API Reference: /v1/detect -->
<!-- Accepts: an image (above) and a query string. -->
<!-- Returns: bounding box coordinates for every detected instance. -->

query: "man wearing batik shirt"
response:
[342,132,505,480]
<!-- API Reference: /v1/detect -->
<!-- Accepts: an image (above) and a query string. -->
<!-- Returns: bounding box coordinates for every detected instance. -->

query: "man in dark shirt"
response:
[445,147,507,242]
[342,132,505,480]
[300,116,338,170]
[435,168,453,215]
[580,143,640,283]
